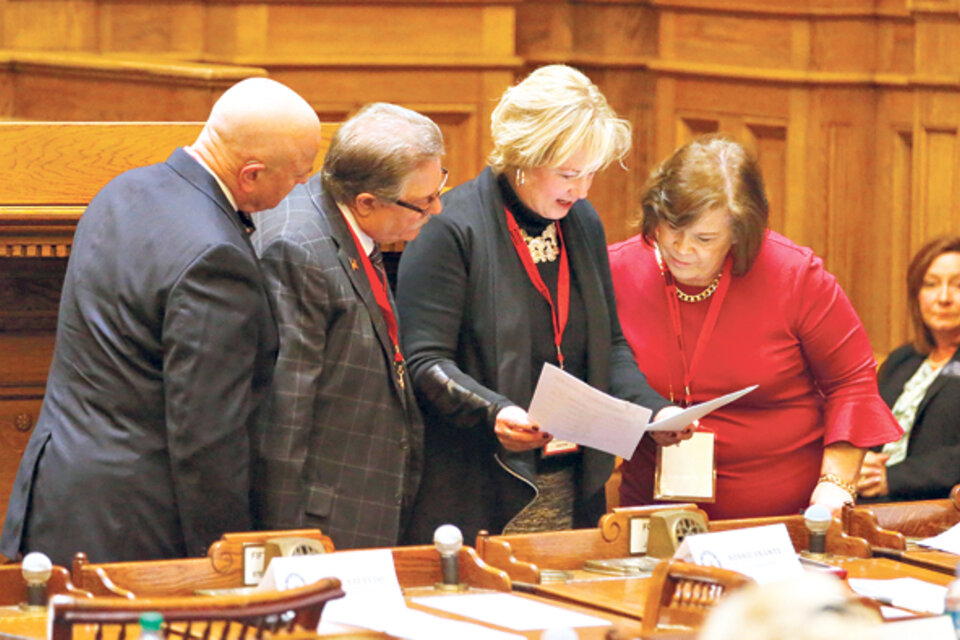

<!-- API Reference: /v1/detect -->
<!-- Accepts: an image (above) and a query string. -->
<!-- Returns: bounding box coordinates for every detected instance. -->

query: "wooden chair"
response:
[0,561,90,606]
[475,504,703,583]
[48,577,344,640]
[640,559,753,635]
[73,530,336,598]
[842,486,960,550]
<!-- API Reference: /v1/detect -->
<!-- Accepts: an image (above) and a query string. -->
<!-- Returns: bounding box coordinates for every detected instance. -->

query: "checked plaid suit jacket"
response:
[250,177,424,548]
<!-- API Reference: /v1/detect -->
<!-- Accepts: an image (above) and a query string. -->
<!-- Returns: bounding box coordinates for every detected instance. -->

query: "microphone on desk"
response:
[434,524,465,591]
[21,551,52,609]
[803,504,831,556]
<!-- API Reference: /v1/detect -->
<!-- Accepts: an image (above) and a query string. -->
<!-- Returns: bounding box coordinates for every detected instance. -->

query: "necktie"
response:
[369,244,387,287]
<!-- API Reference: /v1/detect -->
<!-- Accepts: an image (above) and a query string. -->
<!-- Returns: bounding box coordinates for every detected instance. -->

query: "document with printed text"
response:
[527,363,756,459]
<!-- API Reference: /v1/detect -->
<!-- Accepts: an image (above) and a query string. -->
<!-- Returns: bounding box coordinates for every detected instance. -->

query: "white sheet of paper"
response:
[527,364,757,458]
[412,593,611,631]
[527,363,651,458]
[645,384,758,431]
[917,521,960,554]
[673,523,803,584]
[847,578,947,614]
[259,550,524,640]
[871,615,957,639]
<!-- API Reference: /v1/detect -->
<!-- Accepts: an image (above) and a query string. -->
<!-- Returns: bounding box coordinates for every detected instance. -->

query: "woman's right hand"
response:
[494,406,552,452]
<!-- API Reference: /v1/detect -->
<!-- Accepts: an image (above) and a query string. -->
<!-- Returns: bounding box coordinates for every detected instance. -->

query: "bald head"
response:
[191,78,322,213]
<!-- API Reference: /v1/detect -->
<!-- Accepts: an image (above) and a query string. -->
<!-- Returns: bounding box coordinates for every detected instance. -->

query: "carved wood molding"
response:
[202,54,524,70]
[4,50,268,87]
[0,207,81,258]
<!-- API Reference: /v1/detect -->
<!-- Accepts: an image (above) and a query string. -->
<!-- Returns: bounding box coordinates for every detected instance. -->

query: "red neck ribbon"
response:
[504,207,570,370]
[344,219,403,365]
[657,247,733,406]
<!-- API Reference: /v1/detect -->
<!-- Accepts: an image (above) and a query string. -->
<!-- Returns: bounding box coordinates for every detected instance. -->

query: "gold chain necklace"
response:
[675,271,722,303]
[654,243,722,303]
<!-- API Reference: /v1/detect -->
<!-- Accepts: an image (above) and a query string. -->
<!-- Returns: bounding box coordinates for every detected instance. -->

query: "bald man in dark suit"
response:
[0,78,322,565]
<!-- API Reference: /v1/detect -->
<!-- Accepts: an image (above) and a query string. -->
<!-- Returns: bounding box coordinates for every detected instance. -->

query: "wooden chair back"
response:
[640,559,753,635]
[388,544,512,592]
[73,530,336,598]
[842,490,960,550]
[48,576,344,640]
[708,513,873,558]
[475,504,703,583]
[0,561,90,606]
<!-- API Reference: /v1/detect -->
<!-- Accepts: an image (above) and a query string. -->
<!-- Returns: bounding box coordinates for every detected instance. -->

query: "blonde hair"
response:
[699,573,881,640]
[488,65,631,175]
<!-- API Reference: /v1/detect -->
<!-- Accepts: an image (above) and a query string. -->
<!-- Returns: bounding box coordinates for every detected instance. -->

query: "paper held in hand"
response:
[526,363,757,459]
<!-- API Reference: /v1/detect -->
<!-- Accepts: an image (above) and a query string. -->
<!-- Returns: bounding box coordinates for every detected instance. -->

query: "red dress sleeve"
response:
[791,251,902,446]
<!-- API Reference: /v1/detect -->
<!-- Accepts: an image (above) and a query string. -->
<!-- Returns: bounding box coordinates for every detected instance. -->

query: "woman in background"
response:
[397,65,691,544]
[609,135,901,518]
[858,236,960,501]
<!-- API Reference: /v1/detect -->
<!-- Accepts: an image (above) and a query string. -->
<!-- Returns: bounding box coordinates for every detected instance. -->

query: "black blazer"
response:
[0,149,278,565]
[396,167,669,544]
[876,344,960,500]
[250,179,423,548]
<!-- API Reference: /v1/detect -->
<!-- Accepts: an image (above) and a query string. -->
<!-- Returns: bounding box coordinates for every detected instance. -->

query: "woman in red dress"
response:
[609,135,902,518]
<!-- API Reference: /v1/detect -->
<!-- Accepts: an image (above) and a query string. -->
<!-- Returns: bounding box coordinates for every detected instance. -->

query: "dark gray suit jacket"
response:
[0,149,279,565]
[875,344,960,500]
[250,177,423,549]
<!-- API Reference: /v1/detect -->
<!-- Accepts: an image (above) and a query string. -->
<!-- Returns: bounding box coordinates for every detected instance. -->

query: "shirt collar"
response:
[337,201,375,256]
[184,147,239,212]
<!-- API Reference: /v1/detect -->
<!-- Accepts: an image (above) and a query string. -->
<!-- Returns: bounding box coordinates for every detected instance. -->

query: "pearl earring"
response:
[516,168,525,186]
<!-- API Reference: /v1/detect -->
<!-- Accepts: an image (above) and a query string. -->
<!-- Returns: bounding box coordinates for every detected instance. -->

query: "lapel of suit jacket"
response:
[918,349,960,417]
[310,183,409,406]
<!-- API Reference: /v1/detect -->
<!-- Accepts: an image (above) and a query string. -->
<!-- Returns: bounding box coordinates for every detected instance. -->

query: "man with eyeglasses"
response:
[250,103,444,549]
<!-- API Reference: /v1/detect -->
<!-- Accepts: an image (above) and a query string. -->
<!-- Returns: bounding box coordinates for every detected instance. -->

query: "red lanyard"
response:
[344,220,404,368]
[656,246,732,406]
[504,207,570,369]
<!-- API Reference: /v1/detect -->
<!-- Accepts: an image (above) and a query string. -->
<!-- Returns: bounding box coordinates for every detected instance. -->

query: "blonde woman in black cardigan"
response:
[396,65,693,544]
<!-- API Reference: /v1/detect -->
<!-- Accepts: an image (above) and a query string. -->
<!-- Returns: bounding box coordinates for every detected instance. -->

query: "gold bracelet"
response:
[817,473,858,501]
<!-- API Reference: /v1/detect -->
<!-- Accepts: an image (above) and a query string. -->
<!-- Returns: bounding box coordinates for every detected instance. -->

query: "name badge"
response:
[543,439,579,456]
[654,431,716,502]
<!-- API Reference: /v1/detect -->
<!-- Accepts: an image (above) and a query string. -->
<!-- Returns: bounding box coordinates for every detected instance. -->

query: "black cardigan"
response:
[396,167,669,544]
[875,344,960,500]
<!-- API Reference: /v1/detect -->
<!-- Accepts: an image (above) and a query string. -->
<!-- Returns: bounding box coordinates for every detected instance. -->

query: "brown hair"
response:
[640,135,769,276]
[906,235,960,352]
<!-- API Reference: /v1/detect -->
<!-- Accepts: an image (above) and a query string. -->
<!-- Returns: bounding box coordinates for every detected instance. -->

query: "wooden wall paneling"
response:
[818,88,877,342]
[783,88,810,250]
[873,87,915,353]
[202,2,518,65]
[742,122,788,236]
[269,66,514,189]
[0,54,11,117]
[1,0,99,51]
[913,11,960,79]
[668,10,795,71]
[97,1,205,58]
[6,53,267,121]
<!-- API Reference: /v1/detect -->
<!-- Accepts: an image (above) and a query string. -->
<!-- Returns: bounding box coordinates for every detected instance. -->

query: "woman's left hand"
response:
[647,406,697,447]
[856,451,890,498]
[809,481,854,519]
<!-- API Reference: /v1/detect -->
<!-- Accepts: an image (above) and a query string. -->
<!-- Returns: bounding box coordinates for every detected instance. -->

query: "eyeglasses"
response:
[394,168,449,215]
